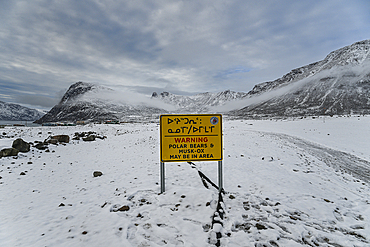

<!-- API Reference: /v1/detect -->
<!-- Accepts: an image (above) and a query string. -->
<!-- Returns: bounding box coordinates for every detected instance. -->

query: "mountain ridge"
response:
[231,40,370,117]
[0,101,45,121]
[34,39,370,123]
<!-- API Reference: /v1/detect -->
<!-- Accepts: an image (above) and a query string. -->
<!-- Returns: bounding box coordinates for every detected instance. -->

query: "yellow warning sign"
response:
[160,114,223,162]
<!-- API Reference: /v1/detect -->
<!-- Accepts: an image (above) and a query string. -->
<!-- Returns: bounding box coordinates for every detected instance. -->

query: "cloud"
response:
[80,86,177,112]
[15,94,59,108]
[0,0,369,110]
[213,59,370,112]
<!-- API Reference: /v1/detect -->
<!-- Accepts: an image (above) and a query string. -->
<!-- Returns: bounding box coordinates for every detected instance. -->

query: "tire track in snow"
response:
[260,131,370,183]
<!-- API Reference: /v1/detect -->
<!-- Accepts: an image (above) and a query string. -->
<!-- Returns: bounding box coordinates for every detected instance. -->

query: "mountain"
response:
[0,101,45,121]
[35,82,165,124]
[151,90,248,112]
[36,81,249,123]
[232,40,370,117]
[35,40,370,123]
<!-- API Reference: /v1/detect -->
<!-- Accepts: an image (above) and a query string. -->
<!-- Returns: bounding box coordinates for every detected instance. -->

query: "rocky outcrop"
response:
[49,135,70,143]
[0,148,19,157]
[73,131,106,141]
[12,138,31,153]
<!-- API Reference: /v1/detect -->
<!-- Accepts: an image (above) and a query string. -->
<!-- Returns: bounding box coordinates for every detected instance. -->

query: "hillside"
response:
[232,40,370,117]
[35,40,370,123]
[35,82,249,123]
[35,82,165,124]
[0,101,44,121]
[152,90,248,113]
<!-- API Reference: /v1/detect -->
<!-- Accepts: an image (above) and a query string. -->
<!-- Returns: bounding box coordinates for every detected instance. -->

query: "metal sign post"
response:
[218,160,223,193]
[160,162,165,193]
[159,114,223,193]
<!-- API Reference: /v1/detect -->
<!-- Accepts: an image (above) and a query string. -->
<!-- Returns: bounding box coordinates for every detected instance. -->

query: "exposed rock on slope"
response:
[35,82,163,124]
[36,82,249,123]
[0,101,44,121]
[152,90,248,112]
[35,40,370,122]
[233,40,370,117]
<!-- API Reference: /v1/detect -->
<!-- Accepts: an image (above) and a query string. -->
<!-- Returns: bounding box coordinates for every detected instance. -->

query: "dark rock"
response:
[12,138,30,153]
[52,135,70,143]
[75,132,85,137]
[242,202,250,211]
[20,172,26,175]
[256,223,267,230]
[0,148,19,157]
[83,135,95,142]
[118,205,130,211]
[93,171,103,177]
[82,231,88,235]
[46,138,58,145]
[35,143,48,150]
[59,203,65,207]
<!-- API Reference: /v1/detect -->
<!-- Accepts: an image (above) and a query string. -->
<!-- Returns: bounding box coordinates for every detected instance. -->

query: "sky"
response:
[0,0,369,111]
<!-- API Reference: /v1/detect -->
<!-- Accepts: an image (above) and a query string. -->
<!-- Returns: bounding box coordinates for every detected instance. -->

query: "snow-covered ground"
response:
[0,116,369,246]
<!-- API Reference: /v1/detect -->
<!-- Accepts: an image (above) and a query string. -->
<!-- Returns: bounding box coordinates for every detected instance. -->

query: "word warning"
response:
[160,114,223,162]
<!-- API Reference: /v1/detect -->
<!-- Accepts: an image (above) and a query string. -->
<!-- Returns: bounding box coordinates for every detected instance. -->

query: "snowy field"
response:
[0,116,369,246]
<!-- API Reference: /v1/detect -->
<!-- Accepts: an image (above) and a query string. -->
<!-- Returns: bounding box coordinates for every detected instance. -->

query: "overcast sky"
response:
[0,0,369,110]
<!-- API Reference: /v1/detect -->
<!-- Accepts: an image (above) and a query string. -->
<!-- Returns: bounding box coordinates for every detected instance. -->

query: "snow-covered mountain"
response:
[35,82,165,124]
[35,40,370,123]
[35,82,249,123]
[232,40,370,117]
[151,90,248,112]
[0,101,45,121]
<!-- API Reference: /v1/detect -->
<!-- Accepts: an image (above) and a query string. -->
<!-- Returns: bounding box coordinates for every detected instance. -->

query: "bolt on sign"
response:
[160,114,223,162]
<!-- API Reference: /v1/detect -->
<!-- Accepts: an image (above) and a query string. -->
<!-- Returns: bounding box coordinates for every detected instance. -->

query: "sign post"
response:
[218,160,223,193]
[160,114,223,193]
[160,162,165,193]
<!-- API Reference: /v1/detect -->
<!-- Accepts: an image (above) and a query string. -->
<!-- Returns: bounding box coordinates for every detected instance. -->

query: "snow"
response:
[239,115,370,161]
[1,117,369,246]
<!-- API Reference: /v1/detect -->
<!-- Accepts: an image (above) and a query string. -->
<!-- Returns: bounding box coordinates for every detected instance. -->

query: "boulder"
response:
[12,138,30,153]
[35,143,48,150]
[52,135,70,143]
[47,139,58,145]
[83,135,96,142]
[0,148,19,157]
[118,205,130,211]
[93,171,103,177]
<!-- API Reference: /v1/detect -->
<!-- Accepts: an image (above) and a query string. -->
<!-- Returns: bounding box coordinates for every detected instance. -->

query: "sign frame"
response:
[159,114,223,193]
[160,114,223,162]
